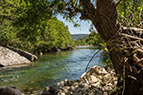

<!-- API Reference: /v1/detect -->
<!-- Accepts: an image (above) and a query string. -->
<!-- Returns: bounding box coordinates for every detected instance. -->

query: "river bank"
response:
[0,65,117,95]
[42,66,117,95]
[76,45,100,49]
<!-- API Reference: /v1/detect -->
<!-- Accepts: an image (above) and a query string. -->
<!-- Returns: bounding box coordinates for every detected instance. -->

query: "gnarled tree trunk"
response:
[80,0,143,94]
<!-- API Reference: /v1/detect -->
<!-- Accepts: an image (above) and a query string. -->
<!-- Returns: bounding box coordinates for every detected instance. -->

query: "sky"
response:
[57,15,91,34]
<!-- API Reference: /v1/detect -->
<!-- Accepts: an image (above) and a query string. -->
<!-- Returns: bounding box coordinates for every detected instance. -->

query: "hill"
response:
[72,34,89,41]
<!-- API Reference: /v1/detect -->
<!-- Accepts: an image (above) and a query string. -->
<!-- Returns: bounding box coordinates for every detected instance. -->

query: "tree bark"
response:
[80,0,123,76]
[80,0,143,94]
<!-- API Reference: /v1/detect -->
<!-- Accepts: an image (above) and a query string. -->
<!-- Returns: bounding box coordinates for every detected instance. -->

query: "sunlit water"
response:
[0,49,106,93]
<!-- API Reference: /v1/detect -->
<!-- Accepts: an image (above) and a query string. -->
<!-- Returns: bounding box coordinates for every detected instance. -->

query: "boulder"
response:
[0,86,24,95]
[6,46,37,61]
[0,46,37,67]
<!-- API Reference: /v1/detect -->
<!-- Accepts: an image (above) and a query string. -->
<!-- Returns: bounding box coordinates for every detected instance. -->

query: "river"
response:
[0,48,106,93]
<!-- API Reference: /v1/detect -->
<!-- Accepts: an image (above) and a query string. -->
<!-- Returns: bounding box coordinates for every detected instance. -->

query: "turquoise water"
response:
[0,49,105,92]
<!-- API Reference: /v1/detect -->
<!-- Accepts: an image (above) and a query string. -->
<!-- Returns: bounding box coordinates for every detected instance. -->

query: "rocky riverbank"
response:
[42,66,117,95]
[0,66,117,95]
[0,46,37,67]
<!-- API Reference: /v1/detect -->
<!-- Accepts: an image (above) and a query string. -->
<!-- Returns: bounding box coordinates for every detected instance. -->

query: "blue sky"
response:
[57,15,91,34]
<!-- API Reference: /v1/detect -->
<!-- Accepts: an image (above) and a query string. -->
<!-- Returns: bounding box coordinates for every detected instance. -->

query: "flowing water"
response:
[0,49,106,93]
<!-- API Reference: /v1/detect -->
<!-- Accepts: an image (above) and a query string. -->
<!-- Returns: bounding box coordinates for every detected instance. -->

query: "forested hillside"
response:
[72,34,89,41]
[0,0,74,54]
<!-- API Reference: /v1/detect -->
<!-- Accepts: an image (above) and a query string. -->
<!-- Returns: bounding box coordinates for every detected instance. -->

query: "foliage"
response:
[0,0,74,53]
[116,0,143,28]
[34,17,74,53]
[0,0,19,45]
[75,32,108,51]
[75,25,106,48]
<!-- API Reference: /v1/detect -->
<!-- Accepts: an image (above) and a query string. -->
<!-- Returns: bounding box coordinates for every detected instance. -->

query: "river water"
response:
[0,48,106,92]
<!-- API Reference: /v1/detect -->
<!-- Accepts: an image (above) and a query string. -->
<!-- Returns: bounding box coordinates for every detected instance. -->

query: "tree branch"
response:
[121,33,143,41]
[80,0,97,22]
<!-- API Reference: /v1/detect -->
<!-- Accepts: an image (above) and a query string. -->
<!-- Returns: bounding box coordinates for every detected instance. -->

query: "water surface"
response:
[0,49,105,92]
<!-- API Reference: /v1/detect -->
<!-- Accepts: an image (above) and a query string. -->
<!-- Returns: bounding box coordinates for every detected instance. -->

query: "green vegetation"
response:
[75,32,105,47]
[33,18,75,53]
[75,26,106,49]
[116,0,143,28]
[0,0,74,54]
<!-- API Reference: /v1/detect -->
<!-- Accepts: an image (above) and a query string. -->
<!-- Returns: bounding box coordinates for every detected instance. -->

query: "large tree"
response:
[58,0,143,94]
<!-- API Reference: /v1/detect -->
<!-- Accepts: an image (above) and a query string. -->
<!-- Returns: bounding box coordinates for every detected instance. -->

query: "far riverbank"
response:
[76,45,100,49]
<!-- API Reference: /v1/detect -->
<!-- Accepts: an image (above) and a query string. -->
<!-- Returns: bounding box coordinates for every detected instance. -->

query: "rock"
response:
[42,87,50,95]
[103,92,108,95]
[63,79,70,86]
[59,81,65,87]
[78,83,89,90]
[91,81,101,88]
[80,72,86,79]
[91,66,108,75]
[66,80,73,86]
[43,65,117,95]
[104,85,112,91]
[40,52,43,56]
[0,46,36,67]
[103,74,112,83]
[57,49,61,52]
[72,82,79,86]
[10,87,24,94]
[6,46,37,62]
[70,86,75,91]
[62,86,70,93]
[42,85,61,95]
[49,85,60,94]
[90,75,98,83]
[63,86,70,90]
[0,86,24,95]
[56,82,61,87]
[57,92,65,95]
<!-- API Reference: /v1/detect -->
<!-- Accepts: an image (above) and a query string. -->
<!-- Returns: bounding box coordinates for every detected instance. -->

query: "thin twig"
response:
[138,21,143,27]
[138,9,143,26]
[85,49,101,72]
[121,33,143,41]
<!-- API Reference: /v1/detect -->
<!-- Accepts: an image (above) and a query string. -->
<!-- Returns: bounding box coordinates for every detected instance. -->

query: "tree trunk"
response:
[80,0,143,94]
